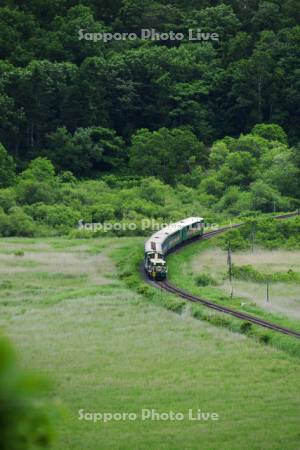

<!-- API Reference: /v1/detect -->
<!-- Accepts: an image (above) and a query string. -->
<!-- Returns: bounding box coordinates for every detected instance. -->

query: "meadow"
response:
[190,247,300,320]
[1,236,300,450]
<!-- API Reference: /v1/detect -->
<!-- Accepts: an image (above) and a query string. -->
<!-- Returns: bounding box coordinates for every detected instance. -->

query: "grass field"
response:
[1,237,300,450]
[168,238,300,344]
[190,247,300,320]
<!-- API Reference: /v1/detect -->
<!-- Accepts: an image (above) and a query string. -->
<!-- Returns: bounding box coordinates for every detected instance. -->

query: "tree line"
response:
[0,124,299,237]
[0,0,299,175]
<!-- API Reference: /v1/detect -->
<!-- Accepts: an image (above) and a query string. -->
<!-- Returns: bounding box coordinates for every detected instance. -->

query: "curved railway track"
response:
[145,212,300,339]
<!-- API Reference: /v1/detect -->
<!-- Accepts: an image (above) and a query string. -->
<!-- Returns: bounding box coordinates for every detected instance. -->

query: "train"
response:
[144,217,204,280]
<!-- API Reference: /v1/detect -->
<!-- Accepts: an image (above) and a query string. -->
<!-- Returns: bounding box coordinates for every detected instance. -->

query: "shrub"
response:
[90,203,115,222]
[217,229,250,251]
[231,265,265,282]
[240,321,252,334]
[0,337,54,450]
[195,273,218,286]
[163,296,185,313]
[231,264,300,284]
[7,208,36,237]
[0,210,10,236]
[27,204,81,229]
[0,188,16,212]
[218,217,300,251]
[251,123,288,145]
[0,208,37,237]
[259,334,271,344]
[136,285,151,296]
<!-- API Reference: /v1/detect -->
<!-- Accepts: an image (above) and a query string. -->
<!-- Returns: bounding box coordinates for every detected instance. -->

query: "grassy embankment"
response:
[166,236,300,357]
[0,237,300,450]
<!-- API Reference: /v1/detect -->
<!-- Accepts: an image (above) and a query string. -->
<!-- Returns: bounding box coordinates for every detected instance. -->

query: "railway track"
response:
[146,212,300,339]
[158,280,300,339]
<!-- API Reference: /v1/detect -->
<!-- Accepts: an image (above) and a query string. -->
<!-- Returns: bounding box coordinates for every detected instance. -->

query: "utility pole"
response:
[250,223,256,253]
[227,241,233,299]
[266,280,270,303]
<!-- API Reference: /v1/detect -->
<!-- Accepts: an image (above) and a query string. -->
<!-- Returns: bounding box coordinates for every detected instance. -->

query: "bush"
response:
[0,337,54,450]
[251,123,288,145]
[4,208,37,237]
[217,229,250,251]
[0,188,16,212]
[161,296,185,313]
[231,264,265,282]
[26,204,81,229]
[0,210,10,236]
[218,217,300,251]
[259,334,271,344]
[231,264,300,284]
[195,273,218,286]
[240,321,252,334]
[16,158,59,205]
[136,284,151,296]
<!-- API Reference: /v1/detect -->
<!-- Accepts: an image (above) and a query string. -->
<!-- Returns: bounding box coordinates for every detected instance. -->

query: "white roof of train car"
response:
[145,217,204,254]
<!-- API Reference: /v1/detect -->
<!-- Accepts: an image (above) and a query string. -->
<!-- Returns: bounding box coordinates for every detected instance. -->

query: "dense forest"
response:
[0,0,299,235]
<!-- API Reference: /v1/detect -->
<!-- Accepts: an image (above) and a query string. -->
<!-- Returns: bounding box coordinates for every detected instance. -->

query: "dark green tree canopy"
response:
[0,143,16,187]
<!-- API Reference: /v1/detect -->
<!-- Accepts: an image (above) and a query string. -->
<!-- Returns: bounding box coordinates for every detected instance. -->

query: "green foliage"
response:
[218,151,257,187]
[218,217,300,251]
[27,204,81,229]
[250,180,292,212]
[0,337,53,450]
[16,158,59,206]
[46,127,125,177]
[186,4,241,39]
[0,0,299,235]
[0,208,36,237]
[0,143,15,188]
[240,321,252,334]
[231,264,300,283]
[0,188,16,212]
[251,124,288,145]
[129,127,207,184]
[0,0,299,166]
[209,141,229,169]
[218,228,251,251]
[0,133,297,237]
[195,273,218,286]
